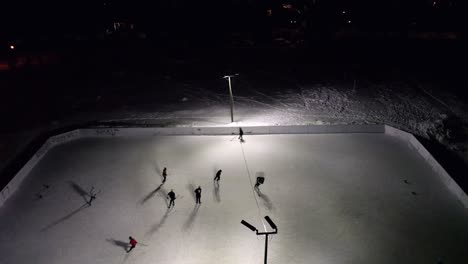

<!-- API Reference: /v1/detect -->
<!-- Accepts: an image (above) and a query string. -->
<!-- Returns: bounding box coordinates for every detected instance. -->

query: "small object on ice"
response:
[36,184,51,199]
[411,191,418,195]
[404,180,411,184]
[181,97,188,102]
[127,236,138,253]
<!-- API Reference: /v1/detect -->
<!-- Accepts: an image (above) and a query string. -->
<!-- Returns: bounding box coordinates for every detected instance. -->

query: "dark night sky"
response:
[1,0,466,39]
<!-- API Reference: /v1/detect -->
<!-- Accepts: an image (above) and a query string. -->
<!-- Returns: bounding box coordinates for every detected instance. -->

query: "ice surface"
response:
[0,134,467,264]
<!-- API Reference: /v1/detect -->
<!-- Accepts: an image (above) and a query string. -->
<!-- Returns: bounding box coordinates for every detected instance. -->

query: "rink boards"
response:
[1,125,466,208]
[1,126,468,264]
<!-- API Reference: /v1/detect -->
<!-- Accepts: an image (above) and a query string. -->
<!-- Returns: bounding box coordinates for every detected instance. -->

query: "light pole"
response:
[241,216,278,264]
[223,74,238,122]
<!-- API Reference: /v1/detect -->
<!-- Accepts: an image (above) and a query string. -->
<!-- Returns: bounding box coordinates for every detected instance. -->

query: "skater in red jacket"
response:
[127,236,138,253]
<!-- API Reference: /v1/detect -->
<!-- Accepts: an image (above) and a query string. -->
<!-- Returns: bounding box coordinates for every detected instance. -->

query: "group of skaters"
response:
[165,128,244,209]
[126,128,252,253]
[125,168,221,253]
[165,169,222,208]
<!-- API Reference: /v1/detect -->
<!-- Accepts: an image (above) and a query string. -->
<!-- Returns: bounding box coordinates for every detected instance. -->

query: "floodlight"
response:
[241,216,277,264]
[241,220,257,232]
[223,73,239,79]
[264,216,277,230]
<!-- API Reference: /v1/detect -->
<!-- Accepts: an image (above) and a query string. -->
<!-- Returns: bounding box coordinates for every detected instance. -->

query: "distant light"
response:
[347,20,352,24]
[342,10,346,14]
[9,45,15,50]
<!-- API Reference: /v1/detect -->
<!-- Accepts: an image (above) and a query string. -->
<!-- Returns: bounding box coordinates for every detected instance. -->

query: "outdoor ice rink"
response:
[1,133,468,264]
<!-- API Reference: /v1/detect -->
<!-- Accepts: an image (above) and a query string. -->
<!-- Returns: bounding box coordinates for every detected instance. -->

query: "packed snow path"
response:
[1,134,467,264]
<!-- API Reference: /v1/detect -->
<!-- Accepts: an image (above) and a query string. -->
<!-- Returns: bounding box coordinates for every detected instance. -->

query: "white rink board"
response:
[0,133,467,264]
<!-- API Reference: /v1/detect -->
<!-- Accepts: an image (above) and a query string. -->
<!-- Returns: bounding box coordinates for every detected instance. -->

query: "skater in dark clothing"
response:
[254,176,264,190]
[194,186,202,204]
[167,189,176,208]
[87,186,99,206]
[214,169,222,182]
[238,128,244,141]
[162,167,167,183]
[127,236,138,253]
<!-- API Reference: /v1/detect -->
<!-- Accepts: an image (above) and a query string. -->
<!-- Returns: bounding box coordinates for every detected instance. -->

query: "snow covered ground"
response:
[1,133,467,264]
[2,62,468,201]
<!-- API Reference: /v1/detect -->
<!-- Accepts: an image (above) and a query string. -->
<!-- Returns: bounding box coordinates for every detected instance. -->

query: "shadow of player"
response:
[158,187,169,207]
[42,182,95,231]
[70,181,90,204]
[183,204,200,231]
[255,188,274,211]
[187,183,196,202]
[140,183,163,205]
[147,208,171,235]
[154,163,163,181]
[213,181,221,203]
[41,203,89,231]
[106,238,129,252]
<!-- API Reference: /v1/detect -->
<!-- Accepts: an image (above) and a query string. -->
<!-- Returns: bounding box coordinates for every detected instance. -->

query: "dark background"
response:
[1,1,467,125]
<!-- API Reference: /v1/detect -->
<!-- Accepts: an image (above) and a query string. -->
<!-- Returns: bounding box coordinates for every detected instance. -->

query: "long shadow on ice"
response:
[255,188,274,211]
[158,187,169,207]
[213,181,221,203]
[147,208,171,235]
[106,238,129,252]
[187,183,196,202]
[41,182,92,231]
[154,163,163,182]
[70,181,90,204]
[183,204,200,231]
[41,203,89,231]
[140,183,163,205]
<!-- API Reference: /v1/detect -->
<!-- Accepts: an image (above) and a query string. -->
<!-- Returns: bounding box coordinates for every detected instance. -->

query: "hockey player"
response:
[194,186,202,204]
[127,236,138,253]
[167,189,176,208]
[214,169,222,182]
[162,167,167,183]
